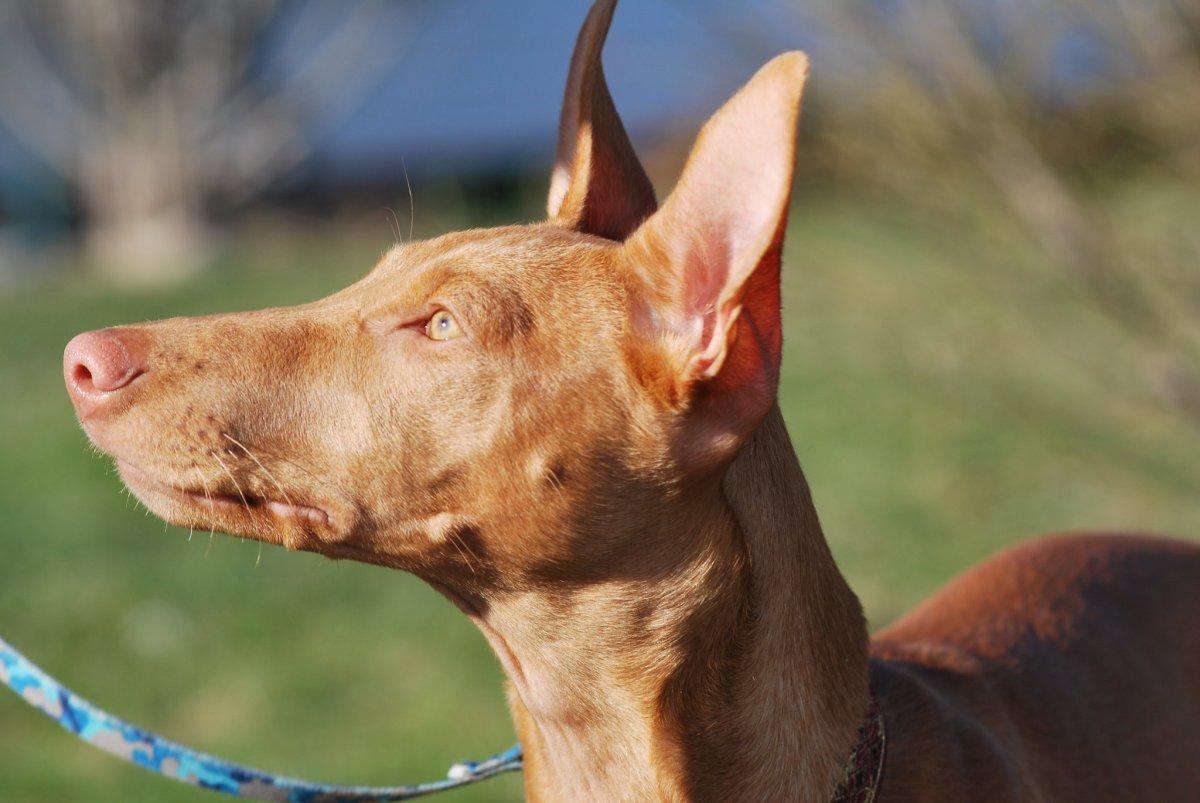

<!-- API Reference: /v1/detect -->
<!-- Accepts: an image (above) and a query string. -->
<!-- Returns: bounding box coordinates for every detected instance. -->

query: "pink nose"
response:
[64,328,148,418]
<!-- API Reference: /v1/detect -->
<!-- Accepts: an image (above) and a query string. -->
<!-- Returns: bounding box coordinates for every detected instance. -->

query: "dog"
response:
[63,1,1200,800]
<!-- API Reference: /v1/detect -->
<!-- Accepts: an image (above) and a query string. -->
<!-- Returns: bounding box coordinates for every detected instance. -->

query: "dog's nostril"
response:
[72,361,95,390]
[63,328,150,413]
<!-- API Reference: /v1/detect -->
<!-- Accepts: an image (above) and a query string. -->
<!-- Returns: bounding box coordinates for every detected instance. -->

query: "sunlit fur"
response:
[67,1,1200,801]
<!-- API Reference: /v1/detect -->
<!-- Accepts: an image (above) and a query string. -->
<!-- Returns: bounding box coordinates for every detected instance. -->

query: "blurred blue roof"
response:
[0,1,813,199]
[303,0,810,182]
[1,0,1108,199]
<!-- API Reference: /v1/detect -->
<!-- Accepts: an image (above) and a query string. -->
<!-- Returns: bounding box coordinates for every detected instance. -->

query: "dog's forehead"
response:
[351,224,624,319]
[384,224,614,281]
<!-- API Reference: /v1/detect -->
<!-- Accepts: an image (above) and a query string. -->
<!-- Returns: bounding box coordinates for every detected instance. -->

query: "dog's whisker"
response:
[220,434,290,547]
[190,465,218,549]
[447,529,479,578]
[219,438,332,495]
[212,452,252,516]
[221,433,295,507]
[385,206,403,245]
[401,153,415,242]
[447,534,471,575]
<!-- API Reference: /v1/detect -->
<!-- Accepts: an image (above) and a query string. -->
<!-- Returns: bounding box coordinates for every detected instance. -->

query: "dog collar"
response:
[0,635,521,801]
[831,692,886,803]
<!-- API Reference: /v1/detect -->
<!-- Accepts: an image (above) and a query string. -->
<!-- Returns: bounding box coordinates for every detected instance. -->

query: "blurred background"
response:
[0,0,1197,800]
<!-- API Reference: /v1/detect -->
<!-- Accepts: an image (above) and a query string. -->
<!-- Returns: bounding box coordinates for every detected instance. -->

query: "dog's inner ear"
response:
[547,0,657,241]
[624,52,811,464]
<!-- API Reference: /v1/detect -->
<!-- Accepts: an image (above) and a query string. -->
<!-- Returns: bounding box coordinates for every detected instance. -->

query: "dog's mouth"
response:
[116,458,334,545]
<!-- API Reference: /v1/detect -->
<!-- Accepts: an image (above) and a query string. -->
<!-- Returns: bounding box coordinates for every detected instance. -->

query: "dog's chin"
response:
[115,458,337,550]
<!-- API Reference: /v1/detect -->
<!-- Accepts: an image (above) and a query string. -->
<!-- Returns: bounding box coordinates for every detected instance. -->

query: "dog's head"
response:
[64,0,809,601]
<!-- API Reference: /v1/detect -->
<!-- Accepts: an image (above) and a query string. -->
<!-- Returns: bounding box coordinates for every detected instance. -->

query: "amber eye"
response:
[425,309,464,341]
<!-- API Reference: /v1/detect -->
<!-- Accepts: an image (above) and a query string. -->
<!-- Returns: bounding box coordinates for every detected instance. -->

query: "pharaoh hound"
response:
[63,1,1200,799]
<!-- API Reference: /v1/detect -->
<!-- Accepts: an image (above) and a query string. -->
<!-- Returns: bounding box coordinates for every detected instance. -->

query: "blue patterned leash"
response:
[0,635,522,801]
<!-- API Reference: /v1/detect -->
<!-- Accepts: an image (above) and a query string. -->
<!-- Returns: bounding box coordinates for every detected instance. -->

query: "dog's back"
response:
[872,534,1200,801]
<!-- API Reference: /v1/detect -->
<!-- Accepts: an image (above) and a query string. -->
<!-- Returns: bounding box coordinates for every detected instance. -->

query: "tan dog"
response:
[63,1,1200,800]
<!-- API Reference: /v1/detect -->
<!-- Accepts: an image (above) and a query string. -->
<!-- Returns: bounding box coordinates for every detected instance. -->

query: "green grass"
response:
[1,191,1197,802]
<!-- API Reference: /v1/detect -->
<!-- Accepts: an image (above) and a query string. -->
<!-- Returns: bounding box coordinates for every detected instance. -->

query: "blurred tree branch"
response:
[790,0,1200,427]
[0,0,407,282]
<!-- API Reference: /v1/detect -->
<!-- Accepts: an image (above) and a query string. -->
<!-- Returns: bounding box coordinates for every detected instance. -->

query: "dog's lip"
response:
[115,458,331,528]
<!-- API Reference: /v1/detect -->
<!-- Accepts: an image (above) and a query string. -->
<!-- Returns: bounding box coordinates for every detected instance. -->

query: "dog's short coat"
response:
[64,1,1200,800]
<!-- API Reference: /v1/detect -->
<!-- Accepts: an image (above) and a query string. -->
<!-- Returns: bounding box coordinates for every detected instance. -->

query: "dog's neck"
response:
[469,405,871,801]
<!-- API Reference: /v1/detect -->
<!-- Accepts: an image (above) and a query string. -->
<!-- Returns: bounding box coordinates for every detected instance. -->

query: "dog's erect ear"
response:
[624,53,810,463]
[547,0,656,241]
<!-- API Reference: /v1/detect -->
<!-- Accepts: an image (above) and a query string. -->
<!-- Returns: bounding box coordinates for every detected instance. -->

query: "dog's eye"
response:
[425,309,464,341]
